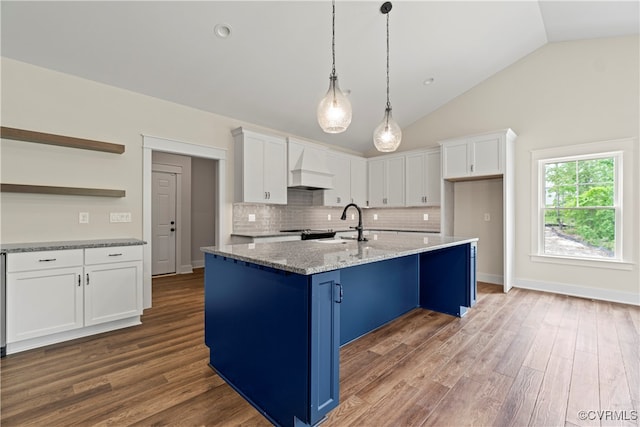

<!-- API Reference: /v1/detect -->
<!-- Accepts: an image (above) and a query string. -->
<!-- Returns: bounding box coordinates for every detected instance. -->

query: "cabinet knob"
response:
[78,274,81,287]
[86,273,90,285]
[470,164,474,173]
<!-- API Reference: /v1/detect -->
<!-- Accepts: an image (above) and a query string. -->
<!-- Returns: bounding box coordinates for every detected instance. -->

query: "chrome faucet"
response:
[340,203,367,241]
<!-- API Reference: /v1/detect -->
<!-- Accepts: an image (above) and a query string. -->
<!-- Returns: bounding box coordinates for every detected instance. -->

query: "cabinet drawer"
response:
[85,245,143,265]
[7,249,84,273]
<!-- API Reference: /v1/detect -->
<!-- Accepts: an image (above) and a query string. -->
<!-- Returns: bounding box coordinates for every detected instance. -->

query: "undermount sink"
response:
[313,238,349,244]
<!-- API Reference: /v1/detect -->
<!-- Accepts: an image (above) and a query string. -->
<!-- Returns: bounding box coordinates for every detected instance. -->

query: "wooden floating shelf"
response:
[1,126,125,154]
[1,184,126,198]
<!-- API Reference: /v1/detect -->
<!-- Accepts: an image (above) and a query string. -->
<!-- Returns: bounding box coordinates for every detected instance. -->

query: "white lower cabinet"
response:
[84,246,143,326]
[7,264,84,342]
[6,245,143,354]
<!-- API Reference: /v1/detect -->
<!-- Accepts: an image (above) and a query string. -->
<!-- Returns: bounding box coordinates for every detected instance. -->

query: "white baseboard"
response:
[192,259,204,269]
[7,316,141,355]
[515,278,639,306]
[477,272,503,285]
[178,264,193,274]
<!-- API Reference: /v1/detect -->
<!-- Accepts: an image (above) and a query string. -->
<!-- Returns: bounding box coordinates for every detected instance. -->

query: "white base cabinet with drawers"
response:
[6,245,143,354]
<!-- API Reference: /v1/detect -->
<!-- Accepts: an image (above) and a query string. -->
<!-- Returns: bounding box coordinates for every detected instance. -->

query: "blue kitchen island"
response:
[201,233,477,427]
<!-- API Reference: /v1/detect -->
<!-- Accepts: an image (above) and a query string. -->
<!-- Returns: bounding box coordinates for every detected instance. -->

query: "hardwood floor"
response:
[1,270,638,426]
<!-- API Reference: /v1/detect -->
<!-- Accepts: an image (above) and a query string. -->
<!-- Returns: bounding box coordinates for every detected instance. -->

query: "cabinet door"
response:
[367,159,385,207]
[470,134,503,176]
[405,153,425,206]
[84,261,142,326]
[325,152,350,206]
[262,137,288,204]
[242,134,266,202]
[6,267,83,342]
[424,149,441,206]
[350,157,367,206]
[442,139,470,179]
[385,157,405,207]
[309,271,340,425]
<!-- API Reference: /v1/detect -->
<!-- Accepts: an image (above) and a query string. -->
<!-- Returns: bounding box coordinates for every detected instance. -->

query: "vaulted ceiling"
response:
[2,1,638,154]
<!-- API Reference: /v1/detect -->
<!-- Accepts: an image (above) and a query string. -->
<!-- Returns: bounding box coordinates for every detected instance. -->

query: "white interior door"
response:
[152,171,176,275]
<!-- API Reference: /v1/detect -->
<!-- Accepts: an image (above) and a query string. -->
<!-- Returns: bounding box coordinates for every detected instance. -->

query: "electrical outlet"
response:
[248,214,256,222]
[79,212,89,224]
[373,214,378,220]
[351,213,355,220]
[423,214,429,221]
[110,212,132,223]
[328,214,332,221]
[484,213,491,222]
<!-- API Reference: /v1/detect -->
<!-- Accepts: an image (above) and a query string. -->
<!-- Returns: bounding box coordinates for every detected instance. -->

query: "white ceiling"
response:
[1,1,638,154]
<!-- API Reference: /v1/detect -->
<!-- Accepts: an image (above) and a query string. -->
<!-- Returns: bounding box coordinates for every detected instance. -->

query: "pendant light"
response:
[317,0,352,134]
[373,1,402,152]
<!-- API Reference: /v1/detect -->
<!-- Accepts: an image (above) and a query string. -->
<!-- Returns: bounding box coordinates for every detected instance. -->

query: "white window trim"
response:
[530,138,636,270]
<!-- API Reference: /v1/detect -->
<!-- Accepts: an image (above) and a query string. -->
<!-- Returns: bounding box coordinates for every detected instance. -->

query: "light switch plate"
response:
[484,213,491,222]
[248,214,256,222]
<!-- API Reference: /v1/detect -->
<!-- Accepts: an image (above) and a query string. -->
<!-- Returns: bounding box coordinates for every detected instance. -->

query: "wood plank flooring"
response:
[1,270,638,426]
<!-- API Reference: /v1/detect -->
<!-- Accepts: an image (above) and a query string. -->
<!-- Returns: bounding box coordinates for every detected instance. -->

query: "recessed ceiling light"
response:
[214,24,232,39]
[423,77,435,85]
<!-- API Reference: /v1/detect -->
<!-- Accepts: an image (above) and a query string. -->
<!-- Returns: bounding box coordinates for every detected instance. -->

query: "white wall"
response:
[401,36,639,303]
[0,57,300,246]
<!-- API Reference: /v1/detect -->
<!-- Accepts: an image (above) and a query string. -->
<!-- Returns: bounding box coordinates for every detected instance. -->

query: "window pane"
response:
[577,184,614,207]
[543,208,615,258]
[577,158,614,185]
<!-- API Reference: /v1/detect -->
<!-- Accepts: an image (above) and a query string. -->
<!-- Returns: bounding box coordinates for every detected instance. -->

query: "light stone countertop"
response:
[202,233,477,275]
[1,238,146,253]
[230,228,439,238]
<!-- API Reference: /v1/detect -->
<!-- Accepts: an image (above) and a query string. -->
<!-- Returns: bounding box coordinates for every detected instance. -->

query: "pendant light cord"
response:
[331,0,336,78]
[386,11,390,110]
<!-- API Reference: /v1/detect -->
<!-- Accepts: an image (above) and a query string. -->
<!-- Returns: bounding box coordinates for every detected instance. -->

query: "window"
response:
[542,153,619,259]
[531,138,635,269]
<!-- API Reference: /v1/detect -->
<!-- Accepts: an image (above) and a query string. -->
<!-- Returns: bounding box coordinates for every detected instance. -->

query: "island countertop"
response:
[201,234,477,275]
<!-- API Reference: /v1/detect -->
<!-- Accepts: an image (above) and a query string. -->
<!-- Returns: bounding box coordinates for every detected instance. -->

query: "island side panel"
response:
[204,254,311,426]
[339,255,420,345]
[419,243,476,317]
[309,270,341,425]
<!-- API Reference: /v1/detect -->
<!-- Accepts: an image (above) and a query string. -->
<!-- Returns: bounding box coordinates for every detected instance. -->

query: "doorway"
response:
[143,135,227,309]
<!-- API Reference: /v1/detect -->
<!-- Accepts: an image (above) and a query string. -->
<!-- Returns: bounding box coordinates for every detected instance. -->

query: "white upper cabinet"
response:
[233,127,287,204]
[322,152,350,206]
[368,156,405,207]
[350,157,367,206]
[315,152,367,207]
[441,130,513,180]
[405,148,441,207]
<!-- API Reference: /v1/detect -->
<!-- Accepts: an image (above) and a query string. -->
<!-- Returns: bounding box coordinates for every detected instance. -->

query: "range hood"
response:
[288,139,333,190]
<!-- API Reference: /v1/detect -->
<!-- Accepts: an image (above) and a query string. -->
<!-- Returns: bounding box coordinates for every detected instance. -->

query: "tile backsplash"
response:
[233,189,441,233]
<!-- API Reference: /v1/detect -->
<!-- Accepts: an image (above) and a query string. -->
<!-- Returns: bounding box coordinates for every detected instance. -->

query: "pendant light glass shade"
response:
[374,1,401,152]
[317,75,352,133]
[373,107,402,152]
[317,0,351,134]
